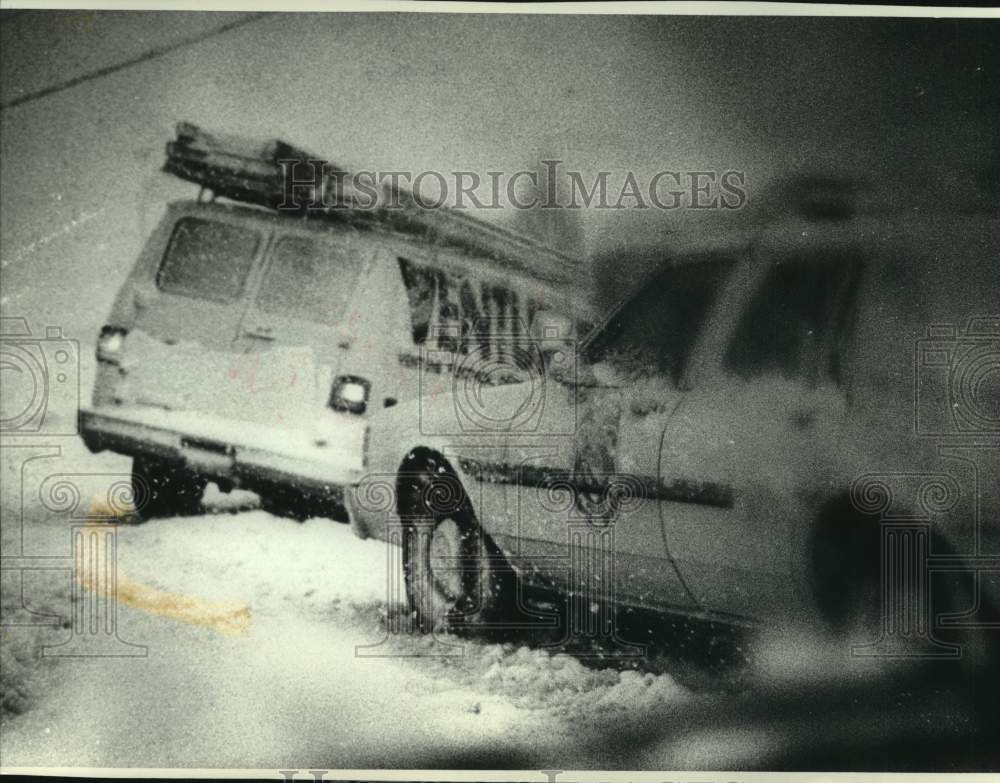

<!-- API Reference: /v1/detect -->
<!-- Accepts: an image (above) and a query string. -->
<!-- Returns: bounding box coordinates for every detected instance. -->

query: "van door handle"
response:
[245,326,275,340]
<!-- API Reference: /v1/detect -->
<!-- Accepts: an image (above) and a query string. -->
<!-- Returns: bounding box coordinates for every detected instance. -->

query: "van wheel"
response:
[260,486,311,521]
[131,456,206,521]
[400,470,506,634]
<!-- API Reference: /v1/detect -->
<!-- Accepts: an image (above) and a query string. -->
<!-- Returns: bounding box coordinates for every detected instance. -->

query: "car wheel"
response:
[131,456,205,521]
[811,512,883,639]
[810,498,995,678]
[400,469,506,634]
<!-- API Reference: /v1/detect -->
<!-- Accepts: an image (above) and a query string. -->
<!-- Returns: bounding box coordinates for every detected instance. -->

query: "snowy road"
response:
[1,443,700,770]
[3,442,994,772]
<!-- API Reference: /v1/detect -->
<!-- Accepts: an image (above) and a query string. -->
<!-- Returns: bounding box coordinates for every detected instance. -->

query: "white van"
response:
[79,124,596,521]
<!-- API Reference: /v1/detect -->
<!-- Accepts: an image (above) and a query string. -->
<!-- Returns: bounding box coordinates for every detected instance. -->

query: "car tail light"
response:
[328,374,371,415]
[96,326,128,364]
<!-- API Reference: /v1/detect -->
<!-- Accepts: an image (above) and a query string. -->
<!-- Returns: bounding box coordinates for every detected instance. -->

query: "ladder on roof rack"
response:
[163,122,589,288]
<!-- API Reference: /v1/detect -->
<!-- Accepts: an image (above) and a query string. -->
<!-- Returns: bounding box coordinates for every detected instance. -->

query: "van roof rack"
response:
[164,122,589,288]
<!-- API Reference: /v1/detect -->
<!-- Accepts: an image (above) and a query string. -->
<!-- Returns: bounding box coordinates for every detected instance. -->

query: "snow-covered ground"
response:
[0,438,708,770]
[2,409,996,773]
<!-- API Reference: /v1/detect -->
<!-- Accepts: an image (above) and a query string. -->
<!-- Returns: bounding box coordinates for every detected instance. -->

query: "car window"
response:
[157,217,260,303]
[587,256,736,385]
[256,234,361,324]
[724,255,860,386]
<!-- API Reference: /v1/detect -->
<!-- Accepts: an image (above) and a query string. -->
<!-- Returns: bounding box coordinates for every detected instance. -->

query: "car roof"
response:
[588,205,998,349]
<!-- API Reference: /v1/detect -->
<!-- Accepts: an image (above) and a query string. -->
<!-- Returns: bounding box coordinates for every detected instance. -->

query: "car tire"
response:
[810,497,996,679]
[400,465,507,635]
[131,456,206,521]
[810,507,883,639]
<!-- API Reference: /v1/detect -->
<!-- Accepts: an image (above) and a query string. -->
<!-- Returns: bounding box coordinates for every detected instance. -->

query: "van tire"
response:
[131,456,206,521]
[399,459,507,634]
[260,486,311,522]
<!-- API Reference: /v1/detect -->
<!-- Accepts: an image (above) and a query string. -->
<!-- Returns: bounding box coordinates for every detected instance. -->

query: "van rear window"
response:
[157,217,260,302]
[256,235,361,325]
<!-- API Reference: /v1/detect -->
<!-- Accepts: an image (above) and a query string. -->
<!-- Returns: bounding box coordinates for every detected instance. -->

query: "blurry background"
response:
[1,9,998,399]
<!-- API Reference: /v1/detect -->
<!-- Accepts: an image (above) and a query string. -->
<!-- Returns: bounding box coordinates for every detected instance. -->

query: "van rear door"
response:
[116,210,273,412]
[230,229,372,423]
[237,231,365,353]
[132,211,265,351]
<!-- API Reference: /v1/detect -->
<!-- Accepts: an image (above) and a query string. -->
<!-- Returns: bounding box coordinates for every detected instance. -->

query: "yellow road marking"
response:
[78,496,252,637]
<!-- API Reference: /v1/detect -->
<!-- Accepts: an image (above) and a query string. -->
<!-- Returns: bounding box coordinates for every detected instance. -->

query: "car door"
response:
[502,258,738,613]
[494,377,698,617]
[658,247,861,621]
[566,253,743,613]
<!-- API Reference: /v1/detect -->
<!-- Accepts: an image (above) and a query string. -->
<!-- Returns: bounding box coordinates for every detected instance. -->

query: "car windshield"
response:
[156,217,260,302]
[585,256,735,386]
[256,234,362,325]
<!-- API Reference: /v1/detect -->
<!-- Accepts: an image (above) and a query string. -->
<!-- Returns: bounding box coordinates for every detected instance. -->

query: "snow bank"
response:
[113,504,690,726]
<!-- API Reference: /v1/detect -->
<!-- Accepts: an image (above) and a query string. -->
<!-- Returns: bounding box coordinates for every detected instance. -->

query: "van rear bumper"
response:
[79,404,365,499]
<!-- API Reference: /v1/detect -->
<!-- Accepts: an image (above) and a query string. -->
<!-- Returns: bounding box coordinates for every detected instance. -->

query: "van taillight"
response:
[97,326,128,364]
[329,375,371,415]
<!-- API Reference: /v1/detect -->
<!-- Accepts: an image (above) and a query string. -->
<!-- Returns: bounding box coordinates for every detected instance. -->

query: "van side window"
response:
[526,299,542,333]
[436,273,461,353]
[257,235,360,325]
[724,257,859,386]
[459,279,485,354]
[399,258,524,356]
[481,283,528,358]
[157,217,260,303]
[398,258,437,344]
[397,258,546,386]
